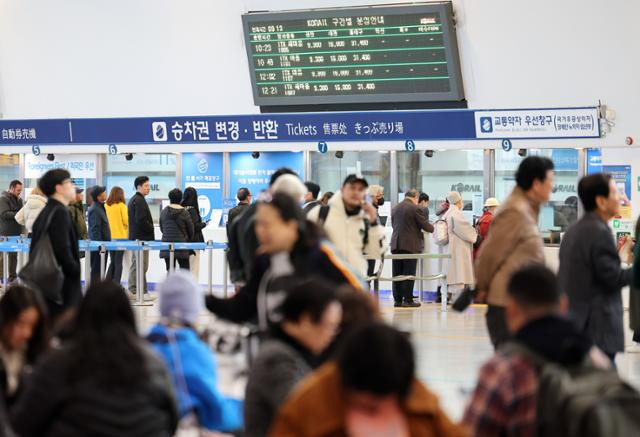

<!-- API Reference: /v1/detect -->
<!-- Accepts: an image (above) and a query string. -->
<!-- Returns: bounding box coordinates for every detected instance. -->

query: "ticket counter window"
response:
[105,154,176,223]
[495,149,579,236]
[0,155,20,193]
[309,151,391,200]
[398,150,484,222]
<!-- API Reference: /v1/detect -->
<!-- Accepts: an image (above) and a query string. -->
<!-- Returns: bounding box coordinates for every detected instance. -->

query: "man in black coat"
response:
[30,169,80,322]
[390,189,434,308]
[559,173,634,363]
[88,185,111,282]
[128,176,154,298]
[227,187,251,230]
[0,180,24,283]
[302,182,320,214]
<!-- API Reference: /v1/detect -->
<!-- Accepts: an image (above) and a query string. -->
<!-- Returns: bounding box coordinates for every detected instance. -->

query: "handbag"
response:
[19,209,64,305]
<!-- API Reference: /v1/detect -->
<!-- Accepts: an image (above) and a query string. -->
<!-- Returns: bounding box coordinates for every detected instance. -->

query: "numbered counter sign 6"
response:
[108,144,118,155]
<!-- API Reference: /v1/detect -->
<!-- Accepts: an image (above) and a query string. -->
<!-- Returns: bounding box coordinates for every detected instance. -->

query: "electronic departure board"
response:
[241,3,464,109]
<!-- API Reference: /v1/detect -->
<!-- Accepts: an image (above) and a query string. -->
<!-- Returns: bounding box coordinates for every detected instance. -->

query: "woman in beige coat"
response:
[443,191,477,300]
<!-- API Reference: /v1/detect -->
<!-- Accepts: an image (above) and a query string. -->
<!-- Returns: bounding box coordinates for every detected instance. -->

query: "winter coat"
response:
[15,194,46,234]
[443,205,477,285]
[475,187,544,307]
[88,202,111,242]
[159,205,194,259]
[227,202,250,229]
[10,344,178,437]
[67,201,88,241]
[30,198,81,319]
[307,192,386,277]
[559,212,634,354]
[245,332,317,437]
[105,202,128,239]
[128,192,154,241]
[391,198,434,254]
[473,210,494,259]
[0,191,23,236]
[207,242,364,329]
[227,202,260,283]
[269,363,467,437]
[147,324,243,432]
[184,206,205,243]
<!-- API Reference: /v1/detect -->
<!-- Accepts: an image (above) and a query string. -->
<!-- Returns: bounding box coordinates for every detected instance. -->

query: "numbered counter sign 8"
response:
[405,140,416,152]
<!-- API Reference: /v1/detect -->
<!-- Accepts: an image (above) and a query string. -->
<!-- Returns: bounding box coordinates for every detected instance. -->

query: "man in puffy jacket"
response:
[88,186,111,282]
[0,180,24,283]
[128,176,154,299]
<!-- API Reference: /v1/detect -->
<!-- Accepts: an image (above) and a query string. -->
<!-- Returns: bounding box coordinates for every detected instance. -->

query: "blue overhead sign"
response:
[0,107,600,146]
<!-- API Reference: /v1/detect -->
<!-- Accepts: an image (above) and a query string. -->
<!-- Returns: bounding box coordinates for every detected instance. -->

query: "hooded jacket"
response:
[15,193,46,234]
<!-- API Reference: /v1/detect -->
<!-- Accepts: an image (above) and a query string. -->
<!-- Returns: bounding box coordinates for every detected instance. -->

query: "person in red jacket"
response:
[473,198,500,259]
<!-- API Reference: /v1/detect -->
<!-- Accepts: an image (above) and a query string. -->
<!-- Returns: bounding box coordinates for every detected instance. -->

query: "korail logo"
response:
[197,158,208,174]
[152,122,167,142]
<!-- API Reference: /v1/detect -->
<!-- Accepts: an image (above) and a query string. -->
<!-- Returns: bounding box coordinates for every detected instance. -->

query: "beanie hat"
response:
[158,270,203,324]
[447,191,462,205]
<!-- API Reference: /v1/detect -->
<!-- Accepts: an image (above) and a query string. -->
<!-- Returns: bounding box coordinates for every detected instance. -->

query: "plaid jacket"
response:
[462,352,538,437]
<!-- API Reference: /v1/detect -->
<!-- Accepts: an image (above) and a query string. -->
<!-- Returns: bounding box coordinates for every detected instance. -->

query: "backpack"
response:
[473,215,489,249]
[433,218,449,246]
[317,205,369,249]
[502,342,640,437]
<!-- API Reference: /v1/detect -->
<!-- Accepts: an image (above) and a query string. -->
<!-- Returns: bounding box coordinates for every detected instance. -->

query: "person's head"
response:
[74,187,84,203]
[484,197,500,214]
[158,270,203,326]
[368,185,385,206]
[106,186,125,206]
[237,187,251,203]
[134,176,150,196]
[90,185,107,204]
[304,182,320,202]
[515,156,555,204]
[338,323,415,412]
[418,192,429,208]
[168,188,182,205]
[446,191,463,209]
[335,285,380,336]
[31,186,44,197]
[320,191,334,205]
[341,174,369,209]
[8,180,22,197]
[256,192,305,254]
[70,281,146,388]
[0,285,48,361]
[280,281,342,356]
[181,186,199,209]
[271,174,307,204]
[38,169,75,205]
[269,167,297,188]
[505,264,566,334]
[578,173,619,220]
[404,188,419,205]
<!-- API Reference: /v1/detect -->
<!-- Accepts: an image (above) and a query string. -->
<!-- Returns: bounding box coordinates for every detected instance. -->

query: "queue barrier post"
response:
[83,240,91,293]
[100,244,106,280]
[136,241,144,306]
[207,241,214,296]
[169,244,175,274]
[222,248,229,298]
[2,239,8,290]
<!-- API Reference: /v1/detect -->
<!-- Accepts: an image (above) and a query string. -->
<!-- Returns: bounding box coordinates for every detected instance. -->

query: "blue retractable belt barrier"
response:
[0,240,226,253]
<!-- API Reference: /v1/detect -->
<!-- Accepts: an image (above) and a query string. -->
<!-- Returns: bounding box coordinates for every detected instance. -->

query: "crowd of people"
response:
[0,156,638,436]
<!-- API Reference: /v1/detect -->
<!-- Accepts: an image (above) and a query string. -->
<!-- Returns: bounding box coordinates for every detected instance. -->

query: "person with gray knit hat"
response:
[442,191,477,302]
[148,270,243,433]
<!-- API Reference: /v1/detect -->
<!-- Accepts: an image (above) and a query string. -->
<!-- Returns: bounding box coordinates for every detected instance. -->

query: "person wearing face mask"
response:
[206,192,363,330]
[307,175,386,278]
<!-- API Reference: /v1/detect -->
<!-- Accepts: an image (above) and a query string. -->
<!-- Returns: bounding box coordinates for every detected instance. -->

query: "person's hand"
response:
[362,201,378,223]
[474,289,488,304]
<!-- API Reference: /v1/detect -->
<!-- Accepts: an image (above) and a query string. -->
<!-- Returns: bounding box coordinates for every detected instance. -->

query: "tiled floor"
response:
[134,295,640,422]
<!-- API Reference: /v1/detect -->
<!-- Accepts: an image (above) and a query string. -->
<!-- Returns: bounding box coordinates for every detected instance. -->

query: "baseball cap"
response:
[342,174,368,188]
[90,185,106,201]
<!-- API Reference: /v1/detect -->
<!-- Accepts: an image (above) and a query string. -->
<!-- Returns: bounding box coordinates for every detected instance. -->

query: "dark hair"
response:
[38,169,71,197]
[168,188,182,204]
[106,186,125,206]
[419,192,430,203]
[304,182,320,200]
[68,281,147,388]
[507,264,560,309]
[338,323,414,399]
[515,156,554,191]
[578,173,612,212]
[281,280,339,324]
[320,191,334,204]
[9,180,22,189]
[336,285,379,332]
[134,176,149,189]
[0,285,48,363]
[269,168,297,186]
[181,187,199,210]
[405,189,419,199]
[237,187,250,202]
[259,192,320,251]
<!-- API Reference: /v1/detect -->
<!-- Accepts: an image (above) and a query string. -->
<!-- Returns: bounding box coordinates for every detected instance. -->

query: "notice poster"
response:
[181,153,223,221]
[603,165,632,219]
[229,152,304,199]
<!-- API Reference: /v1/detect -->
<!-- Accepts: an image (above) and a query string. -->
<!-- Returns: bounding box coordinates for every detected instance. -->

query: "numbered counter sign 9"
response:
[405,140,416,152]
[501,139,513,152]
